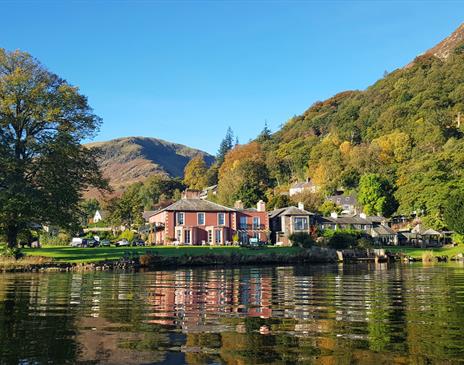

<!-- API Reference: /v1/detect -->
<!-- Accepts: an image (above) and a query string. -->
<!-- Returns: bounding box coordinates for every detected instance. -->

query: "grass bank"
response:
[21,245,311,264]
[382,245,464,259]
[0,245,334,272]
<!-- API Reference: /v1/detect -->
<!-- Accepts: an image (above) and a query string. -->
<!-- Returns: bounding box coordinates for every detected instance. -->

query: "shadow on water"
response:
[0,262,463,364]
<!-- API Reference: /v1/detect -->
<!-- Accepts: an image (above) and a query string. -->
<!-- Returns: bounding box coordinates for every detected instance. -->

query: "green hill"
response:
[236,23,464,229]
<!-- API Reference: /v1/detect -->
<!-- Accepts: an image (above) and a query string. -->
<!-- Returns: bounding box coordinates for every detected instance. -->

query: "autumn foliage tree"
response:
[217,142,270,207]
[184,155,208,190]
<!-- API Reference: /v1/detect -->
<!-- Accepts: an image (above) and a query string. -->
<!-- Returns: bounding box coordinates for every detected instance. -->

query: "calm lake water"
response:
[0,263,463,364]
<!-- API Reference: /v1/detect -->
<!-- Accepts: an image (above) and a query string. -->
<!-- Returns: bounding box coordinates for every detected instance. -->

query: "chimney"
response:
[181,189,201,200]
[360,212,367,219]
[330,212,338,219]
[234,200,244,209]
[298,202,304,211]
[257,200,266,212]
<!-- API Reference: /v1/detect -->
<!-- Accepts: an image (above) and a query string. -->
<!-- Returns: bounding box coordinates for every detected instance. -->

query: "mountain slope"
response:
[230,23,464,228]
[87,137,214,191]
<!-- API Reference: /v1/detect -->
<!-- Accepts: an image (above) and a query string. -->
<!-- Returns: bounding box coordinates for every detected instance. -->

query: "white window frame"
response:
[215,229,222,244]
[177,212,184,225]
[197,212,205,225]
[239,231,248,244]
[252,217,260,230]
[239,216,247,230]
[293,216,309,231]
[185,229,191,244]
[218,213,225,226]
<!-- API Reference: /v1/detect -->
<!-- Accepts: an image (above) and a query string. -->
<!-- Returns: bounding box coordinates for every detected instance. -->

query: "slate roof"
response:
[291,181,317,189]
[323,215,371,225]
[372,225,397,235]
[318,214,385,226]
[326,195,357,206]
[269,206,314,219]
[142,211,157,220]
[161,199,235,212]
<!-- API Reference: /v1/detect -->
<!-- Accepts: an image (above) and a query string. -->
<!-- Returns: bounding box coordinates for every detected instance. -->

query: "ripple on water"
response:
[0,263,463,364]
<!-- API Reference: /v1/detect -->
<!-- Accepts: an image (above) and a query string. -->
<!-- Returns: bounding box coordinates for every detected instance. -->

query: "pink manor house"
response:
[148,190,269,245]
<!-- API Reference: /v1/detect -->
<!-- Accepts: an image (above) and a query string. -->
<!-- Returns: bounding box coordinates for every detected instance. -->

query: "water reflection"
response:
[0,263,463,364]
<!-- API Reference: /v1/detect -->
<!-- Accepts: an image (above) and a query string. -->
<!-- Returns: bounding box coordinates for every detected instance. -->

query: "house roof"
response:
[142,211,157,220]
[365,215,386,224]
[319,214,374,225]
[269,206,314,218]
[161,199,235,212]
[372,225,396,236]
[326,195,357,206]
[290,181,316,189]
[423,228,441,235]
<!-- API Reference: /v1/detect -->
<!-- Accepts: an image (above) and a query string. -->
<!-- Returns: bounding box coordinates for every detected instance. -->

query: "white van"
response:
[70,237,83,247]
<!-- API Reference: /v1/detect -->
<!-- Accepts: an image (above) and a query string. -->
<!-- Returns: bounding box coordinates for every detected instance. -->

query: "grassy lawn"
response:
[381,245,464,259]
[22,245,303,263]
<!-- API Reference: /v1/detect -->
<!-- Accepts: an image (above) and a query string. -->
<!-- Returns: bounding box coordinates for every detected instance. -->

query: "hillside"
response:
[86,137,214,192]
[218,23,464,229]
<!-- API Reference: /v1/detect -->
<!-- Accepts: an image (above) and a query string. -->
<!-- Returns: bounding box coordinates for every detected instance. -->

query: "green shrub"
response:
[288,232,314,248]
[39,231,71,246]
[119,229,136,242]
[327,232,355,249]
[356,236,373,249]
[452,233,464,245]
[322,228,368,249]
[1,246,23,259]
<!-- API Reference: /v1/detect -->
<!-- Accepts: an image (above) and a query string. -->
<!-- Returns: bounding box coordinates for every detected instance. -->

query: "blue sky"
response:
[2,1,464,154]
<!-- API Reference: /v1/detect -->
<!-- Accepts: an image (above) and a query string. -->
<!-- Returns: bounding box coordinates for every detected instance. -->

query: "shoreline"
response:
[0,247,338,273]
[1,245,462,273]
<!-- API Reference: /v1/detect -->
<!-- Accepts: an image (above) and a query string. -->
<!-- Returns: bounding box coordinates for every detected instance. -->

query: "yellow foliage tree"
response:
[184,155,208,190]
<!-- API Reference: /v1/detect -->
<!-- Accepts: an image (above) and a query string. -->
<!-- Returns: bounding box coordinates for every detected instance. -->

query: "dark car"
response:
[100,239,111,247]
[131,239,145,247]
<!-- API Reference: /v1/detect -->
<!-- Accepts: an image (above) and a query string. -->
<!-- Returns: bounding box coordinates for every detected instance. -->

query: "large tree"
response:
[183,155,208,190]
[358,173,398,217]
[0,49,106,247]
[216,126,234,166]
[443,190,464,234]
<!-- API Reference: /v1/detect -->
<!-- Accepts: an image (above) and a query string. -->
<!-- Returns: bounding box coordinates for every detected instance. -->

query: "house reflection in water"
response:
[146,269,273,330]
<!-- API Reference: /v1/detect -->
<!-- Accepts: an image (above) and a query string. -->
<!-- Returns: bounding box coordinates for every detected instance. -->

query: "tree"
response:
[0,49,107,247]
[290,191,324,213]
[139,175,185,209]
[216,127,234,166]
[106,183,144,228]
[232,160,269,207]
[267,194,291,210]
[184,155,208,190]
[358,174,398,217]
[257,121,272,143]
[205,163,219,186]
[443,190,464,234]
[318,201,342,216]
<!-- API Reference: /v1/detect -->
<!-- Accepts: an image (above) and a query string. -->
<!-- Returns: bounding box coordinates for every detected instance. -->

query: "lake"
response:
[0,263,463,364]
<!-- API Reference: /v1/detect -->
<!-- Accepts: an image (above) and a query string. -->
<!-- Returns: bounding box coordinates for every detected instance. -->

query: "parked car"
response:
[100,239,111,247]
[70,237,83,247]
[87,239,99,248]
[131,239,145,247]
[116,239,130,247]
